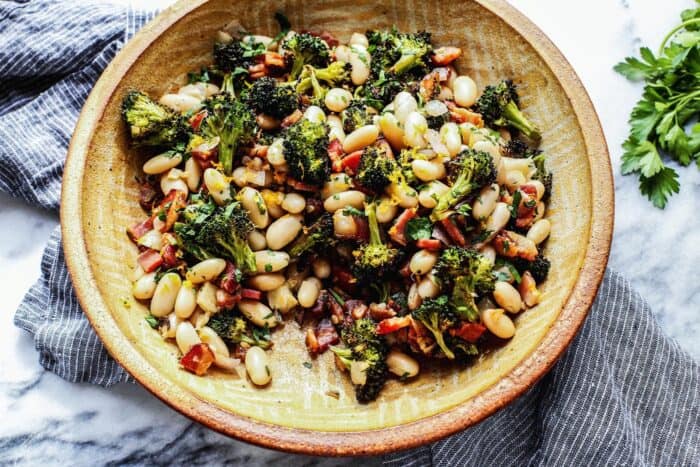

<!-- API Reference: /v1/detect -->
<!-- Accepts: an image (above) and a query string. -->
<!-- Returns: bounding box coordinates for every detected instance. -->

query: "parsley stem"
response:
[658,18,700,55]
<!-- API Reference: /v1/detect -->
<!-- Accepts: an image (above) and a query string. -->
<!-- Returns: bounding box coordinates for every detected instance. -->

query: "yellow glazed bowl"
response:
[61,0,613,456]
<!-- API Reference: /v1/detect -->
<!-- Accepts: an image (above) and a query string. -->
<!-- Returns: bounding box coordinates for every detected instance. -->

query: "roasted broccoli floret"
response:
[208,311,273,349]
[201,95,258,175]
[331,318,388,402]
[213,38,265,73]
[341,100,373,133]
[501,138,542,159]
[282,118,330,186]
[356,146,397,192]
[351,202,402,283]
[121,91,188,147]
[430,149,496,221]
[366,28,433,77]
[295,61,350,103]
[509,254,551,283]
[361,71,404,110]
[282,33,330,80]
[175,199,257,274]
[288,213,334,257]
[412,295,459,359]
[435,247,496,294]
[475,80,541,142]
[247,76,300,119]
[532,153,552,200]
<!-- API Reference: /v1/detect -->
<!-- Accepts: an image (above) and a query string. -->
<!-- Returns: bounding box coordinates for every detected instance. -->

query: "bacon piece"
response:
[138,179,160,212]
[189,110,207,132]
[446,101,484,127]
[340,150,363,175]
[493,230,538,261]
[449,322,486,343]
[180,343,216,376]
[431,46,462,66]
[332,265,357,295]
[216,289,238,309]
[263,51,285,69]
[161,244,178,268]
[416,238,442,250]
[314,319,339,354]
[407,317,436,355]
[329,139,345,172]
[127,217,154,243]
[281,109,303,128]
[344,299,368,320]
[309,289,330,316]
[218,262,239,294]
[377,316,412,335]
[241,288,262,300]
[161,190,187,232]
[191,137,219,162]
[440,217,466,247]
[137,249,163,273]
[369,302,396,321]
[388,208,418,246]
[287,178,317,192]
[515,185,538,229]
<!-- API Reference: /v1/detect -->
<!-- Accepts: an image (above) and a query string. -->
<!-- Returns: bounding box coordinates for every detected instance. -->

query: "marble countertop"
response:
[1,0,698,465]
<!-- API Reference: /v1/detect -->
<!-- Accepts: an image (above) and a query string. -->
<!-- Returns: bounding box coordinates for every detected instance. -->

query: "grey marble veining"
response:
[1,0,698,465]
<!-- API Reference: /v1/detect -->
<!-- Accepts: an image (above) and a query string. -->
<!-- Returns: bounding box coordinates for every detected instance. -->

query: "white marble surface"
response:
[1,0,699,465]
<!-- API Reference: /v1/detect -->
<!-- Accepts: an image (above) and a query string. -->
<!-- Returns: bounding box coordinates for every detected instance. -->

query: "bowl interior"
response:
[71,0,606,445]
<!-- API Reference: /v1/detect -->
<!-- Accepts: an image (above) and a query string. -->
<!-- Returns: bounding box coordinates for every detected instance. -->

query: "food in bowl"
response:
[123,18,552,403]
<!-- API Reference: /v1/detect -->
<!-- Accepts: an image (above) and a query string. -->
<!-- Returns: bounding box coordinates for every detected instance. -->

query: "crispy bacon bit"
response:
[519,271,541,307]
[161,244,179,268]
[219,262,239,294]
[446,101,484,127]
[180,343,216,376]
[431,46,462,66]
[249,144,269,158]
[493,230,538,261]
[389,208,418,246]
[369,302,397,321]
[287,178,317,192]
[263,51,285,69]
[416,238,442,250]
[248,62,267,79]
[419,71,442,101]
[329,139,345,172]
[216,288,238,309]
[138,179,160,212]
[310,289,330,316]
[449,322,486,343]
[353,215,369,242]
[281,109,303,128]
[313,319,339,354]
[515,187,537,229]
[344,299,368,320]
[440,217,467,247]
[305,328,319,354]
[377,316,412,335]
[407,317,436,355]
[332,266,357,294]
[127,217,154,243]
[162,190,187,232]
[241,288,262,300]
[189,110,207,131]
[137,249,163,273]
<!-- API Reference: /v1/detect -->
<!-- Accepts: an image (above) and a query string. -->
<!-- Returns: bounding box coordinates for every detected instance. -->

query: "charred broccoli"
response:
[282,118,330,186]
[282,33,330,80]
[213,38,265,73]
[208,311,273,349]
[366,28,433,77]
[411,295,459,359]
[247,76,300,119]
[430,149,496,221]
[341,100,373,133]
[532,153,552,200]
[501,138,542,159]
[509,254,551,283]
[287,212,334,257]
[201,95,258,175]
[356,146,398,192]
[331,318,388,402]
[121,91,188,147]
[475,80,541,142]
[295,61,350,103]
[175,199,257,274]
[351,202,402,283]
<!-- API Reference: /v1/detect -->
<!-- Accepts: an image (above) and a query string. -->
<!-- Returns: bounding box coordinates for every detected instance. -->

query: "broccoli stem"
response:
[430,171,470,221]
[501,101,541,142]
[366,202,382,246]
[390,54,418,75]
[424,319,455,359]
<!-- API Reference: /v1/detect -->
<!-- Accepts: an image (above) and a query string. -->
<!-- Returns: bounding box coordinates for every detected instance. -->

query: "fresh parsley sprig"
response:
[614,2,700,208]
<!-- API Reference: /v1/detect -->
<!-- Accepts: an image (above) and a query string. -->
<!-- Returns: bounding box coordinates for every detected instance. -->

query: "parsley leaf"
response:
[405,217,433,241]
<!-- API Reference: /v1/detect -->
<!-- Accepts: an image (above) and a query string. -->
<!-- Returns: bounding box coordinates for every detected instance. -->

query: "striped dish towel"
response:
[2,2,698,465]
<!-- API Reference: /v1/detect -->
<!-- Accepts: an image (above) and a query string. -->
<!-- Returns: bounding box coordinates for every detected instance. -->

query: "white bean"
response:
[247,230,267,251]
[325,88,353,113]
[333,209,358,238]
[534,201,546,222]
[175,321,201,354]
[238,299,278,328]
[137,229,162,251]
[184,157,201,191]
[473,183,500,220]
[527,219,551,244]
[195,82,220,98]
[505,170,526,191]
[417,274,440,298]
[349,32,369,47]
[350,360,370,385]
[312,258,331,279]
[334,45,352,63]
[174,280,197,318]
[378,113,405,151]
[267,283,298,313]
[266,215,303,250]
[440,122,462,157]
[297,277,321,308]
[501,157,536,179]
[342,125,379,153]
[150,272,182,317]
[160,169,188,195]
[196,281,220,314]
[261,189,284,219]
[198,326,229,357]
[286,265,309,291]
[349,45,370,85]
[187,258,226,284]
[247,273,286,291]
[418,181,449,208]
[403,111,428,148]
[323,190,366,212]
[203,168,231,205]
[281,193,306,214]
[304,105,326,123]
[410,250,439,275]
[393,92,418,124]
[387,183,419,208]
[254,250,290,273]
[327,115,346,142]
[482,202,510,238]
[386,349,420,378]
[133,272,157,300]
[231,166,248,188]
[143,153,182,175]
[245,346,271,385]
[376,196,398,223]
[322,173,353,199]
[479,245,497,265]
[411,159,445,182]
[267,138,286,166]
[177,84,206,100]
[238,187,269,228]
[493,281,523,313]
[453,76,478,108]
[408,282,422,310]
[243,34,273,48]
[159,93,202,113]
[162,313,182,339]
[526,180,546,201]
[481,308,515,339]
[473,140,501,166]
